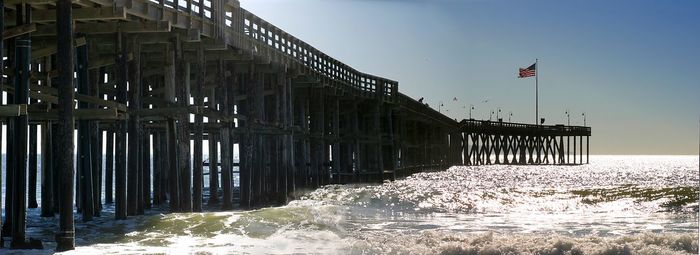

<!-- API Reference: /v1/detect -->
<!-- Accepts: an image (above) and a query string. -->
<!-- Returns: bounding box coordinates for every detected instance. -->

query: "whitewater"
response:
[2,155,698,254]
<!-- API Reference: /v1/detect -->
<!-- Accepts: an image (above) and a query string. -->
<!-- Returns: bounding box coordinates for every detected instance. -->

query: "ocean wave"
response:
[348,231,699,255]
[296,158,699,216]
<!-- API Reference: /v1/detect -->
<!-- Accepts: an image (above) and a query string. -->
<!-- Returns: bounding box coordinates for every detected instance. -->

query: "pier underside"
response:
[0,0,590,250]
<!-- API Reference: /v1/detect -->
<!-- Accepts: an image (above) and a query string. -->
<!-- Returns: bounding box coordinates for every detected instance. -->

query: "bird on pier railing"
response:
[418,97,424,103]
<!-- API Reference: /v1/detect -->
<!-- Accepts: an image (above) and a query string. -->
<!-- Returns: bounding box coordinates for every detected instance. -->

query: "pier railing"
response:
[236,8,399,102]
[460,119,591,136]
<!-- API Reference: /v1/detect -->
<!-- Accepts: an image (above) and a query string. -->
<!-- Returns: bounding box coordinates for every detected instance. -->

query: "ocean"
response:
[1,155,699,254]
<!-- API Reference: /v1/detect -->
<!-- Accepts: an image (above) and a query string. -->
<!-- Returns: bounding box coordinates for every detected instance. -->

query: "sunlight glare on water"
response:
[8,155,698,254]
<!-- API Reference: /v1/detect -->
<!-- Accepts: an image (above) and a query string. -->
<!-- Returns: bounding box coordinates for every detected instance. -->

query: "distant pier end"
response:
[458,120,592,166]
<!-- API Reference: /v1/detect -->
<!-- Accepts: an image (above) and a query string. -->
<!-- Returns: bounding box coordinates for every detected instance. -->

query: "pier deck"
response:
[0,0,590,250]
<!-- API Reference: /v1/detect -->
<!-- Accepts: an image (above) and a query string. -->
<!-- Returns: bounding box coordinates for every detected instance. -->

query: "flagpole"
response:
[535,58,538,125]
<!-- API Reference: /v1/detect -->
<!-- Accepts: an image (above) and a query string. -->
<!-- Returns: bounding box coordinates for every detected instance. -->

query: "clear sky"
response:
[241,0,699,155]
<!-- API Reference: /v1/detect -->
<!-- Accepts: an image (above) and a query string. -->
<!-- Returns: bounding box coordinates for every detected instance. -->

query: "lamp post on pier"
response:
[565,110,570,126]
[509,112,513,122]
[582,112,586,126]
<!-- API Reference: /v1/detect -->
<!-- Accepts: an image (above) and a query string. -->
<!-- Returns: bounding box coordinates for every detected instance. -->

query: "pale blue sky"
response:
[242,0,699,155]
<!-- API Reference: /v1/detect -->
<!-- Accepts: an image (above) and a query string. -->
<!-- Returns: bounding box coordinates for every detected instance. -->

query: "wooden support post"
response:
[127,39,142,216]
[424,126,430,170]
[319,88,327,185]
[484,134,491,165]
[159,130,169,205]
[227,68,238,204]
[91,115,102,216]
[579,135,583,165]
[219,60,233,210]
[586,136,590,164]
[297,93,309,187]
[251,71,264,204]
[351,100,360,181]
[309,89,319,186]
[192,47,205,212]
[465,132,471,165]
[0,0,4,245]
[276,73,286,202]
[573,135,577,164]
[77,41,95,221]
[256,73,265,203]
[152,132,162,206]
[10,5,31,246]
[493,134,501,164]
[3,26,15,240]
[208,87,219,205]
[55,0,75,250]
[90,68,103,216]
[165,46,180,212]
[114,33,128,220]
[373,101,382,181]
[477,133,482,165]
[536,135,541,164]
[105,130,114,204]
[239,78,251,207]
[40,122,54,217]
[567,135,570,164]
[331,97,340,183]
[284,75,294,198]
[386,107,397,181]
[28,124,38,208]
[52,122,61,215]
[141,130,150,211]
[166,118,179,211]
[397,116,406,176]
[176,47,192,212]
[559,135,565,164]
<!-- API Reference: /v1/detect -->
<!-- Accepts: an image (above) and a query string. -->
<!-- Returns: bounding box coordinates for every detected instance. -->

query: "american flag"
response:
[518,63,536,78]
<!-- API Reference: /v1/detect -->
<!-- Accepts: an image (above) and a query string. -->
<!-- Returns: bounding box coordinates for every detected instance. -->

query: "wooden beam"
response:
[33,21,171,36]
[6,0,56,5]
[3,84,61,104]
[0,104,28,117]
[142,95,177,107]
[201,107,246,122]
[4,84,127,112]
[31,7,127,23]
[80,20,170,34]
[87,52,133,70]
[32,37,86,59]
[5,0,111,5]
[3,23,36,40]
[131,106,203,117]
[76,93,128,112]
[28,84,127,112]
[29,109,124,121]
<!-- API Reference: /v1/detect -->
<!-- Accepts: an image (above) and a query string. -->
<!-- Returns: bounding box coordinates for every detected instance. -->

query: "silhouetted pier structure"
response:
[458,120,591,166]
[0,0,590,251]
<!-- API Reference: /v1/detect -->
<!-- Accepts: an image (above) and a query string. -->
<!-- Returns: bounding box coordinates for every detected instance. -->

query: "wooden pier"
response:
[0,0,590,250]
[458,120,591,165]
